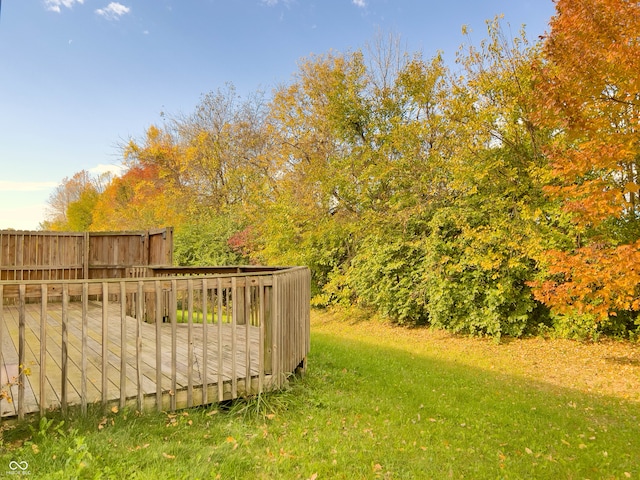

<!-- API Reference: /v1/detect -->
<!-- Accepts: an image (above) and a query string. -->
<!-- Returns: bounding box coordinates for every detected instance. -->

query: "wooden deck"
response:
[0,301,263,417]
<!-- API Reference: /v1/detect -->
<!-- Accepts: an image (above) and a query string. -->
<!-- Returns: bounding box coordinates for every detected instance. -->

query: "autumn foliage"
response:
[531,0,640,322]
[44,1,640,338]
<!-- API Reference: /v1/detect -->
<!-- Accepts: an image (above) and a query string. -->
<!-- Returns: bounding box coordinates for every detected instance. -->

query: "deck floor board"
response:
[0,301,261,418]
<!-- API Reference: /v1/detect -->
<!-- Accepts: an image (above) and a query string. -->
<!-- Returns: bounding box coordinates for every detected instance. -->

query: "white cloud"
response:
[96,2,131,20]
[352,0,366,7]
[260,0,294,6]
[0,181,58,192]
[45,0,85,13]
[89,164,125,176]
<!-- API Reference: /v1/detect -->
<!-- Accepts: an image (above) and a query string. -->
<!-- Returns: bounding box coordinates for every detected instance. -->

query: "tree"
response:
[43,170,108,231]
[90,162,174,231]
[532,0,640,326]
[253,43,451,306]
[411,19,557,336]
[107,84,269,263]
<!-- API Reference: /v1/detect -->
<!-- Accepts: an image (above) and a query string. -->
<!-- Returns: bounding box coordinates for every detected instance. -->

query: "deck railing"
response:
[0,266,310,420]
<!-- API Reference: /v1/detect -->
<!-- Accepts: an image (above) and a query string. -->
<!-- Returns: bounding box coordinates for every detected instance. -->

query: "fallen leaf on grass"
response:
[98,418,108,430]
[163,453,176,459]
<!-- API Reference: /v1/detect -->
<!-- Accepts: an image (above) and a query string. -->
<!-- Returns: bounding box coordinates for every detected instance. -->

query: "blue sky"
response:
[0,0,555,230]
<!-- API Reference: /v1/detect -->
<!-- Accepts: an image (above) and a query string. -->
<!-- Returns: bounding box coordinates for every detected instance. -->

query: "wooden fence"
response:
[0,228,173,282]
[0,266,310,419]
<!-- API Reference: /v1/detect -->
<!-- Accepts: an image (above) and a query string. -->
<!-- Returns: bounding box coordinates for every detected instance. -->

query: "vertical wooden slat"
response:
[245,278,252,394]
[48,235,53,280]
[81,282,88,414]
[136,281,144,411]
[16,234,23,281]
[201,278,208,406]
[170,279,177,411]
[61,283,69,415]
[17,284,26,420]
[216,278,223,402]
[231,277,238,398]
[272,274,280,387]
[83,232,90,279]
[187,279,194,408]
[40,283,48,415]
[101,282,109,405]
[264,284,272,376]
[258,277,265,394]
[119,281,127,408]
[155,280,163,412]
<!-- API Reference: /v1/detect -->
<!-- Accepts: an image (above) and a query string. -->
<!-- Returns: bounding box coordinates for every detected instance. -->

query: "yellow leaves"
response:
[98,418,108,430]
[162,452,176,460]
[624,182,640,194]
[226,436,239,450]
[128,444,150,452]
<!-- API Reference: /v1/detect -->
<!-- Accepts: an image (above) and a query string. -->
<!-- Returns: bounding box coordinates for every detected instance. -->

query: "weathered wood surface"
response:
[0,266,310,420]
[0,301,261,418]
[0,229,173,282]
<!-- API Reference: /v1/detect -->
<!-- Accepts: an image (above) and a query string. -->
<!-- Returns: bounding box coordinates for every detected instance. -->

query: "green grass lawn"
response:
[1,311,639,479]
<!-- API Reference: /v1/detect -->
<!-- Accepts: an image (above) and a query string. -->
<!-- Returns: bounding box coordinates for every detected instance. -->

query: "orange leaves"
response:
[531,241,640,318]
[533,0,640,320]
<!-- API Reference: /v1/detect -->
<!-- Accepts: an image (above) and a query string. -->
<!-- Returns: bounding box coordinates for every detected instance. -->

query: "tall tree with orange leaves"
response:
[533,0,640,330]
